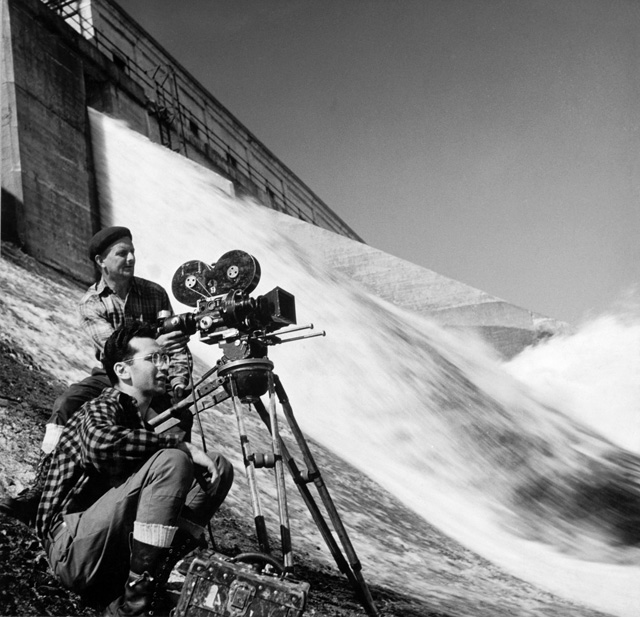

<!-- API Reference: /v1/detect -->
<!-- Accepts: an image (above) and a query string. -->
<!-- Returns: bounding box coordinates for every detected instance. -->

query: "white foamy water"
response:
[505,315,640,454]
[89,109,640,617]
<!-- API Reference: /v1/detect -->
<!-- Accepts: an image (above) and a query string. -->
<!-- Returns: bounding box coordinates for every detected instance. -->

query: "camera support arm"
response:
[148,324,324,432]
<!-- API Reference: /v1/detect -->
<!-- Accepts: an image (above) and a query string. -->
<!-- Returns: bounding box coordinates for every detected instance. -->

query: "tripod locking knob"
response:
[252,452,277,468]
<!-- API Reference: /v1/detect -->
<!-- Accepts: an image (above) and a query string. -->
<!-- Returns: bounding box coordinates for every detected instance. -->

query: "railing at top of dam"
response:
[39,0,362,242]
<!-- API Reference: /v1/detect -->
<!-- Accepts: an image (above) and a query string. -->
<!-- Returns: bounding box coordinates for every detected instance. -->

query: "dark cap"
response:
[88,226,132,262]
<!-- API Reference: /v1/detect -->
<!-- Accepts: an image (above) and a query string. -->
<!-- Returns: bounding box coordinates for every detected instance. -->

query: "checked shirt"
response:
[35,387,183,542]
[78,275,189,390]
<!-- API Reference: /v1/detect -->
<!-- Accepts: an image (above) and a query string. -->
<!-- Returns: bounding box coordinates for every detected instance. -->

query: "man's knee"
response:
[148,448,194,484]
[49,373,110,425]
[50,386,86,426]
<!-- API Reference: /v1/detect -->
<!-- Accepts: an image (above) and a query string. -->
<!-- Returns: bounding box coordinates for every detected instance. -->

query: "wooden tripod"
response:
[216,357,380,617]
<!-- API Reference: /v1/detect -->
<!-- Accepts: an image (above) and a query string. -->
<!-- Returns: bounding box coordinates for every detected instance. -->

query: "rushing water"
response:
[89,109,640,616]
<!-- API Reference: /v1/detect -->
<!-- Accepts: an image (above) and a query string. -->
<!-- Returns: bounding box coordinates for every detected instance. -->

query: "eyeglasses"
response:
[125,352,170,368]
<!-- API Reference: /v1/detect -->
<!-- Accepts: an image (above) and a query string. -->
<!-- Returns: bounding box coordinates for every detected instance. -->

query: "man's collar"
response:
[96,276,138,296]
[112,387,144,416]
[95,277,110,294]
[102,386,133,405]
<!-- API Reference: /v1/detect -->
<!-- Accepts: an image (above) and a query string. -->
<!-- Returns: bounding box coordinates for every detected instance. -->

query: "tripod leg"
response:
[274,376,379,617]
[252,399,357,586]
[266,372,293,572]
[256,377,380,617]
[228,378,270,554]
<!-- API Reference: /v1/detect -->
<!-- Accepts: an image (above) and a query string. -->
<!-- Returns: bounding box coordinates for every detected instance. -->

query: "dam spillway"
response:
[88,109,640,617]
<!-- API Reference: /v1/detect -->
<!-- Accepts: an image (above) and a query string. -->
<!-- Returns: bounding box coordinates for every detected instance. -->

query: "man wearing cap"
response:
[61,226,191,424]
[0,226,192,525]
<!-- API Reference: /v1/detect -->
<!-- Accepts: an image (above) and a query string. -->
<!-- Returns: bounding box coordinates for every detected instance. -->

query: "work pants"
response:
[44,449,233,605]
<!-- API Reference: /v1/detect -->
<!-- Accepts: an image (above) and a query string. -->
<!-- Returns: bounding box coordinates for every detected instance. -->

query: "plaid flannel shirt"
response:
[35,387,184,541]
[78,275,189,391]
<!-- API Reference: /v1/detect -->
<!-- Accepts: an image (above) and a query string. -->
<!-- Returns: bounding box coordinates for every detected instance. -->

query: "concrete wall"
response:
[1,0,362,285]
[52,0,362,240]
[276,216,567,358]
[1,0,168,281]
[1,0,20,244]
[1,0,98,280]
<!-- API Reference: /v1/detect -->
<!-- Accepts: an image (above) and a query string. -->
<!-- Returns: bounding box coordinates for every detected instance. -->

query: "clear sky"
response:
[118,0,640,325]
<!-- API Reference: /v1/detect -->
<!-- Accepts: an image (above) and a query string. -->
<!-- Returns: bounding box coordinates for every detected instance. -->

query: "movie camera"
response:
[160,249,297,346]
[160,250,325,399]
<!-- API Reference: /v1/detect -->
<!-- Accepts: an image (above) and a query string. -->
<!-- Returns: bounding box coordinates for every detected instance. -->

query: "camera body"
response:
[159,251,296,354]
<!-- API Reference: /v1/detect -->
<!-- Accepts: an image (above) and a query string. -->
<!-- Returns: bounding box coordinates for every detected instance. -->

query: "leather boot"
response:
[162,527,208,603]
[0,451,52,526]
[102,539,172,617]
[102,570,156,617]
[102,531,206,617]
[171,526,207,559]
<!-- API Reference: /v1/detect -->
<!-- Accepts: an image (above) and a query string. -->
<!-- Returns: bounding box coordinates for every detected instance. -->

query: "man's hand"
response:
[179,442,217,475]
[156,330,190,353]
[171,383,188,405]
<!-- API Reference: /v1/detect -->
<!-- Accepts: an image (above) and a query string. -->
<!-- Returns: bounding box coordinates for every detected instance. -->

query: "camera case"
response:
[173,551,310,617]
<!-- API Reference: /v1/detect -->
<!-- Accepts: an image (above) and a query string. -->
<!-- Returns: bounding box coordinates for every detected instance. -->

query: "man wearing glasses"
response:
[1,226,192,525]
[36,322,234,617]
